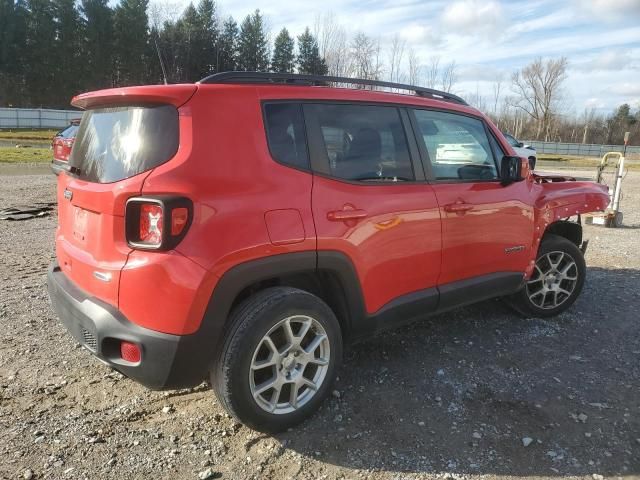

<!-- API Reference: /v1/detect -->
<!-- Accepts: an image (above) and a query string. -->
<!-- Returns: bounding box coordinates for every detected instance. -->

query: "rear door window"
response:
[305,104,414,182]
[412,109,498,181]
[69,105,179,183]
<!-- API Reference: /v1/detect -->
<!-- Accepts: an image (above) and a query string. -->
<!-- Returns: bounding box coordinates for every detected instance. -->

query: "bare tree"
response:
[425,56,440,88]
[467,84,488,112]
[492,79,502,116]
[387,34,406,85]
[407,48,420,86]
[349,33,383,82]
[313,12,349,77]
[581,108,597,144]
[510,57,568,141]
[148,0,182,29]
[440,61,457,93]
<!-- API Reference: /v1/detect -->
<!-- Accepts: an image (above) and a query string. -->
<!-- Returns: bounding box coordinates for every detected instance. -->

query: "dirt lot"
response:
[1,164,639,480]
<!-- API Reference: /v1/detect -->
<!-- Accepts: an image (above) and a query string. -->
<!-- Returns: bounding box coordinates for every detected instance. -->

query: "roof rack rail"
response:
[198,71,468,105]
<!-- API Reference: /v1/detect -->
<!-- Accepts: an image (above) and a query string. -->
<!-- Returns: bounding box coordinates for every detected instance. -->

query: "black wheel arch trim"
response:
[201,250,525,349]
[544,220,583,247]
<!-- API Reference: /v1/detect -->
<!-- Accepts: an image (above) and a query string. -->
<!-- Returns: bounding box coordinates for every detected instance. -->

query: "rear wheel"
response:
[508,234,586,318]
[212,287,342,433]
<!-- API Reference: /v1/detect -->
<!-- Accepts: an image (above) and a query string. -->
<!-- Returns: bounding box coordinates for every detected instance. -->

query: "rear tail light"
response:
[125,196,192,250]
[120,341,141,363]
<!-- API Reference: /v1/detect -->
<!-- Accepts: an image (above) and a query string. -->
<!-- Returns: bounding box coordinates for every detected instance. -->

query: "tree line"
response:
[0,1,636,145]
[467,57,638,145]
[0,0,327,108]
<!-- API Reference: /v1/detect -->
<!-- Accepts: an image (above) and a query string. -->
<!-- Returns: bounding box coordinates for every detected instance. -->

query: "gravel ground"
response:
[1,165,639,480]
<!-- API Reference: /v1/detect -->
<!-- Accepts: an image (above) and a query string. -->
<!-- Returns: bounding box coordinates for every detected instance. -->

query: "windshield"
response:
[68,105,179,183]
[503,133,520,148]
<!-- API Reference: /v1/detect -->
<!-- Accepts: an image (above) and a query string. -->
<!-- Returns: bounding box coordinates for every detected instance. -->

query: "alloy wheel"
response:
[249,315,330,414]
[526,250,579,309]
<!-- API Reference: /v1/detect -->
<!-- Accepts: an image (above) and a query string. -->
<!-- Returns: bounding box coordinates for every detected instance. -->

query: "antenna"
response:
[154,36,168,85]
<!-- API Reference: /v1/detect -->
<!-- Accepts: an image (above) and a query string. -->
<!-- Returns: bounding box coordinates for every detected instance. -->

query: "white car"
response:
[503,132,536,169]
[435,143,487,164]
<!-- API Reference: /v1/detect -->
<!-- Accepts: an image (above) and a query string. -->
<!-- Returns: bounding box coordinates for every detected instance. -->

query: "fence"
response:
[0,108,80,129]
[526,140,640,158]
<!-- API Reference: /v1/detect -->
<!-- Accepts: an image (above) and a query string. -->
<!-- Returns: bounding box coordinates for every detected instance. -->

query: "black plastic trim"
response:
[47,263,209,389]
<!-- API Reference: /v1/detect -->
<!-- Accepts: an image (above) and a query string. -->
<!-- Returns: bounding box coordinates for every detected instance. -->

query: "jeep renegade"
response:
[47,72,609,432]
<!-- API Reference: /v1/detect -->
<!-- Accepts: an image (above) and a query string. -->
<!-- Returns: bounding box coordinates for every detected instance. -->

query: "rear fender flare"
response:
[198,251,366,368]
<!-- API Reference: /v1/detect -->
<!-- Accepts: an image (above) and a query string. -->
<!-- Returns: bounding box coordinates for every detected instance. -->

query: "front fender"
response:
[525,179,609,278]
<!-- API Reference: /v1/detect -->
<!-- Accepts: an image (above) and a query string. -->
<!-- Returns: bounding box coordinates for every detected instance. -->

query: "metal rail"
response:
[198,71,468,105]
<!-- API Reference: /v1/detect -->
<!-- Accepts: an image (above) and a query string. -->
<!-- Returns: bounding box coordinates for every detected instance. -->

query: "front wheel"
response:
[508,234,586,318]
[211,287,342,433]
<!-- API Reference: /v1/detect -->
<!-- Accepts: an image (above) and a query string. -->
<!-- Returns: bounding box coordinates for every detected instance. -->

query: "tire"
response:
[508,234,586,318]
[606,211,623,228]
[211,287,343,433]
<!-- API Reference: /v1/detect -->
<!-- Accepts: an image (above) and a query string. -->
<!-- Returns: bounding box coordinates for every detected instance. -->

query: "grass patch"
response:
[0,147,51,163]
[0,129,57,142]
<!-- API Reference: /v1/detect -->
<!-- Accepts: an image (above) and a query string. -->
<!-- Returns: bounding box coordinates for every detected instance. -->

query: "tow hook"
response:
[580,239,589,254]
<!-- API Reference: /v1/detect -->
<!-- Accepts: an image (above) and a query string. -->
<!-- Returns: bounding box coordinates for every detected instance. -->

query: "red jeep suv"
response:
[47,72,609,432]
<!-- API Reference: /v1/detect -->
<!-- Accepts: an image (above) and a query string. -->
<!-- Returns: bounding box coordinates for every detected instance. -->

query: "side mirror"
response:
[500,155,524,186]
[516,142,524,148]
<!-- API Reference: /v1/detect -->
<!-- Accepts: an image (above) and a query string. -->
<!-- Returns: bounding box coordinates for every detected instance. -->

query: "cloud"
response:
[617,82,640,96]
[400,24,441,45]
[441,0,506,37]
[575,0,640,21]
[574,50,639,71]
[457,64,505,82]
[584,97,606,109]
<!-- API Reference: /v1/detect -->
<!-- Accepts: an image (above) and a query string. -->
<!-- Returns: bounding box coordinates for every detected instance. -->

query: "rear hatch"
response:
[55,85,196,306]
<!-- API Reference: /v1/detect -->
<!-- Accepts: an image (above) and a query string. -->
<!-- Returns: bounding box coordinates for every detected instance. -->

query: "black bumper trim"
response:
[47,263,210,389]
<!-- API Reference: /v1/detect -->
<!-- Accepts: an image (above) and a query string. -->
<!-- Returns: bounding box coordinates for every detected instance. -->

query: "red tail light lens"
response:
[125,196,192,250]
[139,203,164,245]
[120,341,141,363]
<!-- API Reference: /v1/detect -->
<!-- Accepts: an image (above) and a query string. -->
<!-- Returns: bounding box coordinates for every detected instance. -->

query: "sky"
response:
[161,0,640,114]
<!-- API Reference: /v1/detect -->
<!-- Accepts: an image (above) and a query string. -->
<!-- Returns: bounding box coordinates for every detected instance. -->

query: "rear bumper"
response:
[47,263,210,389]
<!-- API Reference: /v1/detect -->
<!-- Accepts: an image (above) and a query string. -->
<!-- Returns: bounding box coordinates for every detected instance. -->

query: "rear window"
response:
[69,105,179,183]
[57,124,79,139]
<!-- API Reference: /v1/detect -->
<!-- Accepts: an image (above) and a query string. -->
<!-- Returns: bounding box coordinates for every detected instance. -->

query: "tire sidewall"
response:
[219,289,342,432]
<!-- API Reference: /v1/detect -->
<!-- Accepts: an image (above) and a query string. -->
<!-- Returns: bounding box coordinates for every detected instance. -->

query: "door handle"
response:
[443,202,474,213]
[327,209,368,221]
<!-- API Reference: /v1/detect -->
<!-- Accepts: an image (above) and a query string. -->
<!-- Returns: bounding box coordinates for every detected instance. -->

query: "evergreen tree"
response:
[237,9,269,72]
[271,28,294,73]
[297,27,327,75]
[81,0,114,90]
[175,3,200,82]
[113,0,150,86]
[24,0,57,106]
[196,0,218,76]
[0,0,28,106]
[53,0,82,104]
[216,16,238,72]
[155,19,182,83]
